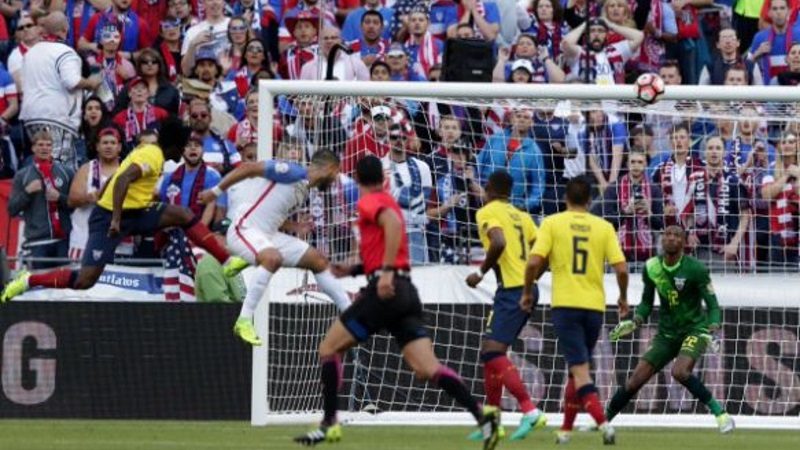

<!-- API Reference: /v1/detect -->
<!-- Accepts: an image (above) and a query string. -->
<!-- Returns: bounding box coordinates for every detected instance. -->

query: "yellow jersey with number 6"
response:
[476,200,537,289]
[532,210,625,312]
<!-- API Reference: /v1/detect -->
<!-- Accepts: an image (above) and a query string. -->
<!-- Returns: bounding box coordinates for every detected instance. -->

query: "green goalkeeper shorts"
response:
[641,331,708,371]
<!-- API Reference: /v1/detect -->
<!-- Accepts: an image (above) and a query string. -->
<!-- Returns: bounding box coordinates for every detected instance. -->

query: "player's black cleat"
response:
[293,424,342,446]
[600,423,616,445]
[479,405,501,450]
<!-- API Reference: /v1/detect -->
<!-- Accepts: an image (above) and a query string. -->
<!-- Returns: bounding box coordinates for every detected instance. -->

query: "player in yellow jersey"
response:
[465,171,546,442]
[2,120,246,302]
[521,176,629,445]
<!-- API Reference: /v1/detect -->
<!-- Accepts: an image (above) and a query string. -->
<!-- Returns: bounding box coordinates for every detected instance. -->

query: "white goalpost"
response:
[254,80,800,429]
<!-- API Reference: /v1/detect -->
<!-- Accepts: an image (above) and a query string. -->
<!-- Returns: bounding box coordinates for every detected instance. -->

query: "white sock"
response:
[315,269,351,311]
[239,266,273,319]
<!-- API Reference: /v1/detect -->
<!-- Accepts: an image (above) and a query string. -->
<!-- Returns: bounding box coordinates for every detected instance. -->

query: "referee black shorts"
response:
[340,275,429,348]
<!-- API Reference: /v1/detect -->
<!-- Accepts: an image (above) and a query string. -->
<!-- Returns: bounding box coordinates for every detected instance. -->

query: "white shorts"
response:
[227,225,310,267]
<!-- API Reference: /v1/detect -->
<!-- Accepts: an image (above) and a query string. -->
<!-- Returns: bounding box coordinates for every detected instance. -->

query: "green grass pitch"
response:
[0,420,797,450]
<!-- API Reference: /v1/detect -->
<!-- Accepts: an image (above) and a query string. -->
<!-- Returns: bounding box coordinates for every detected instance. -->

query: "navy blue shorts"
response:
[551,307,604,366]
[485,287,530,345]
[82,204,166,267]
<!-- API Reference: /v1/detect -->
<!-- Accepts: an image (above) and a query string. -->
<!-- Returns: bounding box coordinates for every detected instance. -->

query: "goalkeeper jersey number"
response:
[637,256,722,337]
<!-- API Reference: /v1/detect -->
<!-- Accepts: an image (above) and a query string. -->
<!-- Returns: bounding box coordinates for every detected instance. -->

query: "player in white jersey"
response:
[199,150,352,345]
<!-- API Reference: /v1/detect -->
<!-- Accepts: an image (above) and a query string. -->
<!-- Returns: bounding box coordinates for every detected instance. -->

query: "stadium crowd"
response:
[1,0,799,291]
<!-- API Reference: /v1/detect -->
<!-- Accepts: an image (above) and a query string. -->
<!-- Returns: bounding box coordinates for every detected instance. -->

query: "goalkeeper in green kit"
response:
[606,225,734,434]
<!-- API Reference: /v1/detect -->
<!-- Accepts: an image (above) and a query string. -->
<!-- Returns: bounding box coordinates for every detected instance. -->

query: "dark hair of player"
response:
[158,117,191,160]
[664,224,686,239]
[486,170,513,198]
[310,149,340,167]
[355,155,384,185]
[565,175,592,206]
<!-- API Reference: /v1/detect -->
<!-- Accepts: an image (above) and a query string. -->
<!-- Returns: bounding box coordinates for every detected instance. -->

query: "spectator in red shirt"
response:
[342,104,393,175]
[65,0,98,48]
[112,76,170,152]
[133,0,169,47]
[278,10,318,79]
[227,90,260,148]
[761,132,800,268]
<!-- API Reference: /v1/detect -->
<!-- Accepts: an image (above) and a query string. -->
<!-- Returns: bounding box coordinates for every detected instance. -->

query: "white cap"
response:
[511,59,534,74]
[387,43,406,57]
[370,105,392,119]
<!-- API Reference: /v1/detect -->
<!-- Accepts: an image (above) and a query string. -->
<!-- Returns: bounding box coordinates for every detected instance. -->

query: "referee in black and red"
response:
[295,155,501,450]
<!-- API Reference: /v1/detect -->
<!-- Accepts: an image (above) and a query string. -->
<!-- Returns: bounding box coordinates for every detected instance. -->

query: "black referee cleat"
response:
[600,423,616,445]
[479,405,501,450]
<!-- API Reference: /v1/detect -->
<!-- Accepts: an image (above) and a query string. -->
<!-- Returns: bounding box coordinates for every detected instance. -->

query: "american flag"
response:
[162,229,197,301]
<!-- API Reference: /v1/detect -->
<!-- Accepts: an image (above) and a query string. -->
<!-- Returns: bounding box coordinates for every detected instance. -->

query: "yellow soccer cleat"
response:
[479,405,502,450]
[466,425,506,441]
[294,423,342,446]
[233,317,262,346]
[1,270,30,303]
[222,256,249,278]
[716,413,735,434]
[555,430,571,445]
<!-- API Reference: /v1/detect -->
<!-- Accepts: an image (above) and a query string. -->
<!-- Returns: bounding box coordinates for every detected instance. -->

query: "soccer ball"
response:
[634,73,666,104]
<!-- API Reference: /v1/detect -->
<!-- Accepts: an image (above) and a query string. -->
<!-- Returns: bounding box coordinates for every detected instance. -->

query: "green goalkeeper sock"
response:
[706,398,724,416]
[606,387,635,422]
[681,375,724,416]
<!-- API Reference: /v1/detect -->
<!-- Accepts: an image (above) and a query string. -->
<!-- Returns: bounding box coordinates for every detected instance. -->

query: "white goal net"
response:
[252,81,800,428]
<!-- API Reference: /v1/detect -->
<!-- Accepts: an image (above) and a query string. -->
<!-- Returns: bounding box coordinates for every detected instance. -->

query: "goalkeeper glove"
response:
[609,320,637,341]
[700,330,722,354]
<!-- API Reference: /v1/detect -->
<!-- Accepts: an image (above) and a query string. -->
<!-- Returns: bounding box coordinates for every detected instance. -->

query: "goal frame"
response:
[254,81,800,429]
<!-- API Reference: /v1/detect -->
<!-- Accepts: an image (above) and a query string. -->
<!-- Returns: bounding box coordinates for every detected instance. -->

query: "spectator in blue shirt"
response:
[425,0,459,41]
[386,42,427,81]
[578,109,627,192]
[630,123,669,180]
[159,135,225,226]
[476,109,545,214]
[342,0,394,42]
[187,98,241,176]
[748,0,800,84]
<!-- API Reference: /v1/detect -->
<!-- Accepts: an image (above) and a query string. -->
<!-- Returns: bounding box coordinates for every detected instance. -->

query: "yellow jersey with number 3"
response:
[532,210,625,311]
[97,144,165,211]
[476,200,537,289]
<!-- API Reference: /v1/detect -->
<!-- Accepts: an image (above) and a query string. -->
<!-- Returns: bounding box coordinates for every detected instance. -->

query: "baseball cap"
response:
[98,127,121,140]
[387,43,406,57]
[194,47,217,63]
[127,76,147,91]
[588,17,608,29]
[370,105,392,119]
[511,59,534,74]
